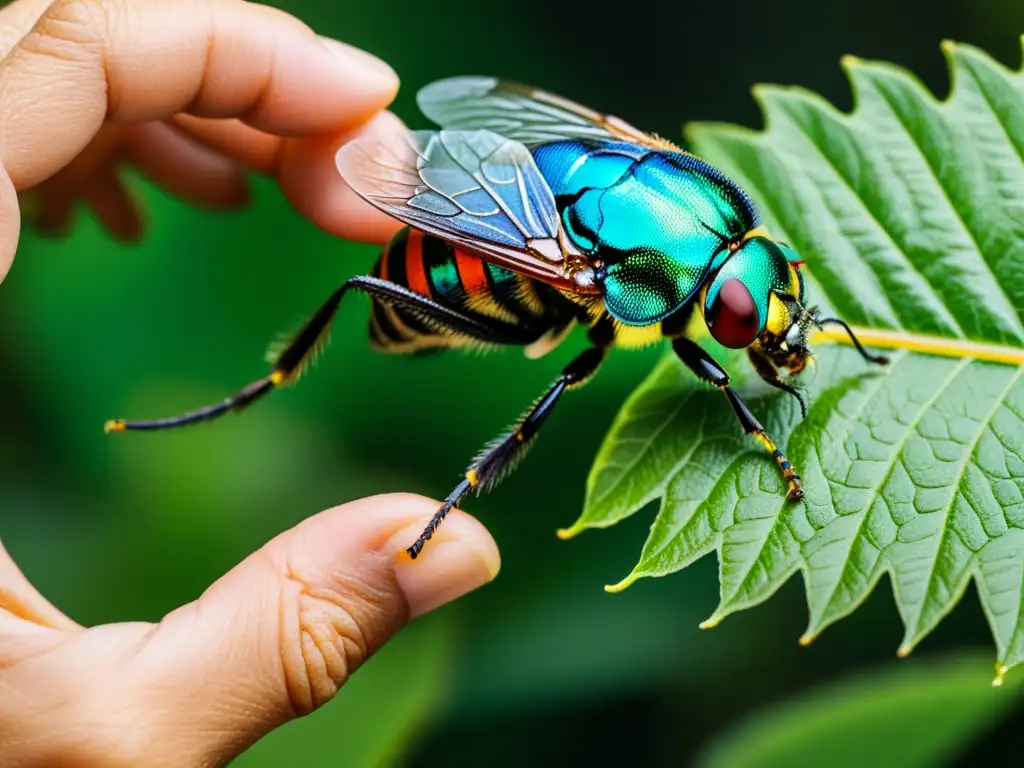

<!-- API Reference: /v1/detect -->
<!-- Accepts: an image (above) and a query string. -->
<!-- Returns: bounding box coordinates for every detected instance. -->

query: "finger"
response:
[16,122,128,240]
[171,114,283,175]
[81,166,142,242]
[122,494,498,765]
[0,165,18,281]
[0,538,81,631]
[21,123,130,195]
[0,0,400,190]
[277,111,407,245]
[176,111,405,243]
[124,121,249,209]
[0,0,54,57]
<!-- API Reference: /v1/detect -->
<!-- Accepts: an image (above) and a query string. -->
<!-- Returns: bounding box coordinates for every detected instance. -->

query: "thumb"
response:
[136,493,498,764]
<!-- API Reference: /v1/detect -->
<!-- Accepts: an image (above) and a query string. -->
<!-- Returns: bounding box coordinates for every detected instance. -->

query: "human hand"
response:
[0,1,500,765]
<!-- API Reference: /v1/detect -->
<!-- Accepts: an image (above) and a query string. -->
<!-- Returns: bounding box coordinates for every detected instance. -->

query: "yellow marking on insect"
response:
[613,319,664,349]
[765,294,791,337]
[810,326,1024,366]
[270,370,287,386]
[698,615,722,630]
[993,664,1009,687]
[752,432,776,453]
[466,469,479,488]
[515,431,525,443]
[104,419,126,434]
[741,225,771,242]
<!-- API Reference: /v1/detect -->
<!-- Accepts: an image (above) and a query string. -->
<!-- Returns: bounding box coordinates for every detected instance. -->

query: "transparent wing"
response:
[337,127,590,291]
[417,76,676,150]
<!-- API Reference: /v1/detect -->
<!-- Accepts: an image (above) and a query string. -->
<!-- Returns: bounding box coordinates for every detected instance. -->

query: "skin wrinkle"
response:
[180,558,293,729]
[277,547,403,717]
[3,3,108,188]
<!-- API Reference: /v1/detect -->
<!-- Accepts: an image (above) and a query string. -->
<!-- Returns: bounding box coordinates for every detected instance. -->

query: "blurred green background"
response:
[3,0,1024,765]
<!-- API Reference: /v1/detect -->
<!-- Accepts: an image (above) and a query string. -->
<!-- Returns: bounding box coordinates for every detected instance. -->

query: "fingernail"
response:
[317,37,399,94]
[389,524,500,619]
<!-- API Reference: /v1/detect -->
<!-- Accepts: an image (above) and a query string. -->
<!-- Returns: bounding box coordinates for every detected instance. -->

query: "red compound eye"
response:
[707,278,759,349]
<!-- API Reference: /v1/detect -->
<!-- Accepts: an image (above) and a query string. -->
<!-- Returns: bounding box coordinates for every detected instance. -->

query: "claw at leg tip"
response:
[104,419,126,434]
[896,644,912,658]
[798,632,815,647]
[699,616,722,630]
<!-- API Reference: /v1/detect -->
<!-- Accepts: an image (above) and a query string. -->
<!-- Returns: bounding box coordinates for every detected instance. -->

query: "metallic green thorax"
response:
[531,139,759,325]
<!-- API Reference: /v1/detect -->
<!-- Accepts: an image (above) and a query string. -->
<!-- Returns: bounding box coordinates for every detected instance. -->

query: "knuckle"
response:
[276,556,402,716]
[30,0,117,51]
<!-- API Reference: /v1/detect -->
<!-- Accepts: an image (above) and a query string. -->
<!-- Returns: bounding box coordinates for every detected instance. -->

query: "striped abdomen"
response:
[369,228,575,354]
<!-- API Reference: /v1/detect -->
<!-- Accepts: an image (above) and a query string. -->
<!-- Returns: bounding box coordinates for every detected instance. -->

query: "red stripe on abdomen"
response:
[405,230,430,297]
[454,249,488,295]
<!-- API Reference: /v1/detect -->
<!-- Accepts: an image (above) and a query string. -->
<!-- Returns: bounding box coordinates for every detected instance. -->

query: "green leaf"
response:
[565,39,1024,680]
[235,614,452,768]
[694,652,1023,768]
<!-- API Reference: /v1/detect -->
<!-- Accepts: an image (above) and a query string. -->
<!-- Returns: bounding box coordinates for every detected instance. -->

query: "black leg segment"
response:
[671,336,803,501]
[407,327,612,559]
[105,276,534,433]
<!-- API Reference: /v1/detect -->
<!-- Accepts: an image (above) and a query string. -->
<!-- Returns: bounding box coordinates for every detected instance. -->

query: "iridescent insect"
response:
[105,77,887,558]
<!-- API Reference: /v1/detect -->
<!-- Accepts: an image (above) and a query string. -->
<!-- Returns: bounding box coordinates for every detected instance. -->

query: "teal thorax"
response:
[531,139,769,327]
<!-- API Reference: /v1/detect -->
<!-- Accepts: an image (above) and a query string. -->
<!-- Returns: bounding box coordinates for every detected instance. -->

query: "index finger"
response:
[0,0,400,189]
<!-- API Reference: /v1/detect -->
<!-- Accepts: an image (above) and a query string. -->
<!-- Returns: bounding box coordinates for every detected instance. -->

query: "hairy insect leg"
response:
[105,276,521,433]
[747,347,808,419]
[672,336,803,501]
[408,318,614,559]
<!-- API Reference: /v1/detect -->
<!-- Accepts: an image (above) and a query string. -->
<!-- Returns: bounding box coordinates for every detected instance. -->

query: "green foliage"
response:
[5,2,1023,763]
[567,39,1024,679]
[695,652,1022,768]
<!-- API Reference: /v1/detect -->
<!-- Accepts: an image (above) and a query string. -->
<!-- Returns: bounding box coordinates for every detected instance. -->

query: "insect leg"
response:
[671,336,803,502]
[747,347,808,419]
[407,317,615,559]
[105,276,527,433]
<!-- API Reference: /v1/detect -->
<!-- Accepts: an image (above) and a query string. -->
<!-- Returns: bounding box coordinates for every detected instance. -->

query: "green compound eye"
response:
[702,236,793,344]
[706,277,760,348]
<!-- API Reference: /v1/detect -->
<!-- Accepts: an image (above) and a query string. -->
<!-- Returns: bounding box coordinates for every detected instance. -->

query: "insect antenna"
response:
[816,317,889,366]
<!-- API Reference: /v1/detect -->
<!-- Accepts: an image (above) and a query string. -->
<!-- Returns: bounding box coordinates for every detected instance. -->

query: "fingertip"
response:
[379,497,501,620]
[314,36,400,106]
[277,111,406,245]
[288,491,501,618]
[191,7,400,136]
